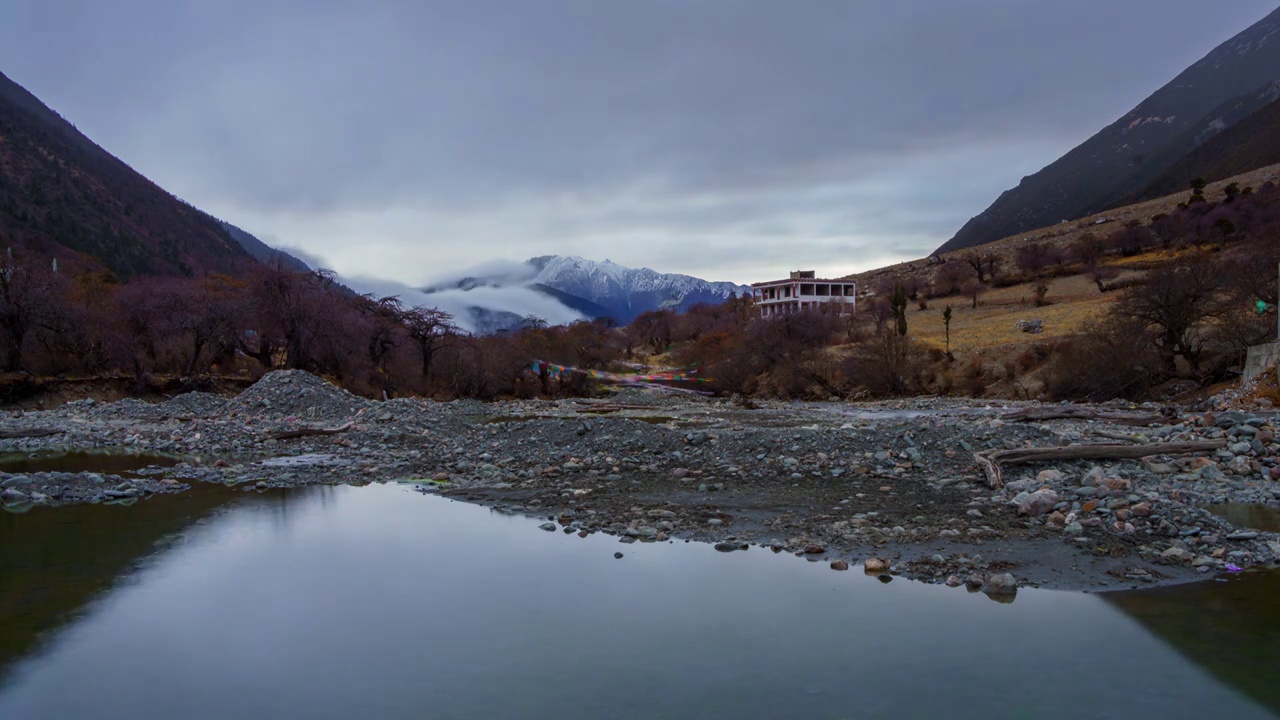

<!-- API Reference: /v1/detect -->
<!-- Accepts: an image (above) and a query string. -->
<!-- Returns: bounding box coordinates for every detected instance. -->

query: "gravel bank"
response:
[3,370,1278,593]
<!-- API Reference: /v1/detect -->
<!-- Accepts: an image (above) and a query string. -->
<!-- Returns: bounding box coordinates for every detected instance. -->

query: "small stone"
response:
[945,575,963,587]
[1100,476,1131,492]
[1227,531,1259,541]
[538,522,557,531]
[1161,547,1193,562]
[864,557,889,573]
[830,560,849,571]
[803,545,826,554]
[614,552,624,559]
[1036,468,1065,483]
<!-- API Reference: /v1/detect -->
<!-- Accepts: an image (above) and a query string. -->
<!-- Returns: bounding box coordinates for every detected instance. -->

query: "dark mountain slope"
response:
[1133,91,1280,201]
[938,6,1280,254]
[0,70,250,277]
[218,221,312,272]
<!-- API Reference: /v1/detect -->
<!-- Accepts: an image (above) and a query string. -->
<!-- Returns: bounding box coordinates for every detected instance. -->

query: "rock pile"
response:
[223,370,371,421]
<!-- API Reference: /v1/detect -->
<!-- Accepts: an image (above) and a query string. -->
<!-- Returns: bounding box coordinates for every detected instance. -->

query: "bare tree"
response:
[1123,258,1229,375]
[402,306,457,382]
[0,251,68,372]
[961,250,993,284]
[934,261,969,296]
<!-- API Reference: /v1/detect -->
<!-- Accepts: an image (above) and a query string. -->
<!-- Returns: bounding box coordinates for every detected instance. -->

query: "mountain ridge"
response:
[0,69,256,278]
[1131,92,1280,202]
[937,6,1280,254]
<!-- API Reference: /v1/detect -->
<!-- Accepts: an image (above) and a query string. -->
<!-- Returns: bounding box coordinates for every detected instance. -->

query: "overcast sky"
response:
[2,1,1277,285]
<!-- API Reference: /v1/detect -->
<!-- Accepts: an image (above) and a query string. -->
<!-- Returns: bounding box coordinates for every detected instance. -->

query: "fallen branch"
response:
[0,428,65,439]
[269,421,354,441]
[574,403,651,412]
[1087,430,1148,443]
[974,439,1226,489]
[1002,406,1174,426]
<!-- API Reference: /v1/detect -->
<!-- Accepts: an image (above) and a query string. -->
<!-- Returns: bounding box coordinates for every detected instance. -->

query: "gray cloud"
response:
[2,0,1277,283]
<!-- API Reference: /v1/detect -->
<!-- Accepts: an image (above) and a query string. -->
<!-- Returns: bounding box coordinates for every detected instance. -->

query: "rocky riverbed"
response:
[3,370,1279,592]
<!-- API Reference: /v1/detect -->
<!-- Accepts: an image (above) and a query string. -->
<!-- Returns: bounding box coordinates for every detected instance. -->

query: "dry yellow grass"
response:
[848,162,1280,288]
[907,275,1118,352]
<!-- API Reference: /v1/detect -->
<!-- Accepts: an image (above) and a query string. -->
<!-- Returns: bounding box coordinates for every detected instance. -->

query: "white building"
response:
[751,271,857,318]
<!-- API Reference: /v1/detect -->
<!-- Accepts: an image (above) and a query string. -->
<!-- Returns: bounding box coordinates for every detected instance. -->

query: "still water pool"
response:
[1,483,1277,719]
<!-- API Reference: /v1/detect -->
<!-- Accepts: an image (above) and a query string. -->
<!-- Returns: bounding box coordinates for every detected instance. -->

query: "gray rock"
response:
[538,522,557,531]
[1018,489,1060,516]
[1004,478,1039,493]
[982,573,1017,595]
[1227,531,1260,541]
[2,488,29,504]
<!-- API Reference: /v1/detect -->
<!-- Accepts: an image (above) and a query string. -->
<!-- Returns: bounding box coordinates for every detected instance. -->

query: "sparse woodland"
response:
[1,179,1277,405]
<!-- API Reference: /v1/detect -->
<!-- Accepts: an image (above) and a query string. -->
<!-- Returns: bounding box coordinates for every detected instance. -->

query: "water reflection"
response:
[0,483,265,672]
[0,484,1276,720]
[0,451,182,476]
[1105,572,1280,716]
[1207,503,1280,532]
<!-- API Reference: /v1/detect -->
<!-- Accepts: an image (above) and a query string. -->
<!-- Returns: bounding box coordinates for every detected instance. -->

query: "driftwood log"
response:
[1001,406,1175,427]
[575,403,651,411]
[269,421,354,441]
[974,439,1226,488]
[0,428,65,439]
[1086,430,1149,443]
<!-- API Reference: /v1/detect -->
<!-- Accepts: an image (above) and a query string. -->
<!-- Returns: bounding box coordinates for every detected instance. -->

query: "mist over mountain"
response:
[418,255,751,331]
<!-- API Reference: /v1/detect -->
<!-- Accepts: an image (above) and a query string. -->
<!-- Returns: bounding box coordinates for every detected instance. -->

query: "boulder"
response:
[982,573,1018,595]
[1,487,29,504]
[1161,547,1193,562]
[1018,489,1061,516]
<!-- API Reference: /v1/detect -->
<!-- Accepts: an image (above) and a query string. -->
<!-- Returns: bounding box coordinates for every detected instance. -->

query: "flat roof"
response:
[751,277,856,287]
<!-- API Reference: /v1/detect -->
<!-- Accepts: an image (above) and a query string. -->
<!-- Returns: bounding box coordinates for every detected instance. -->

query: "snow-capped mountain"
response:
[527,256,751,322]
[420,255,751,331]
